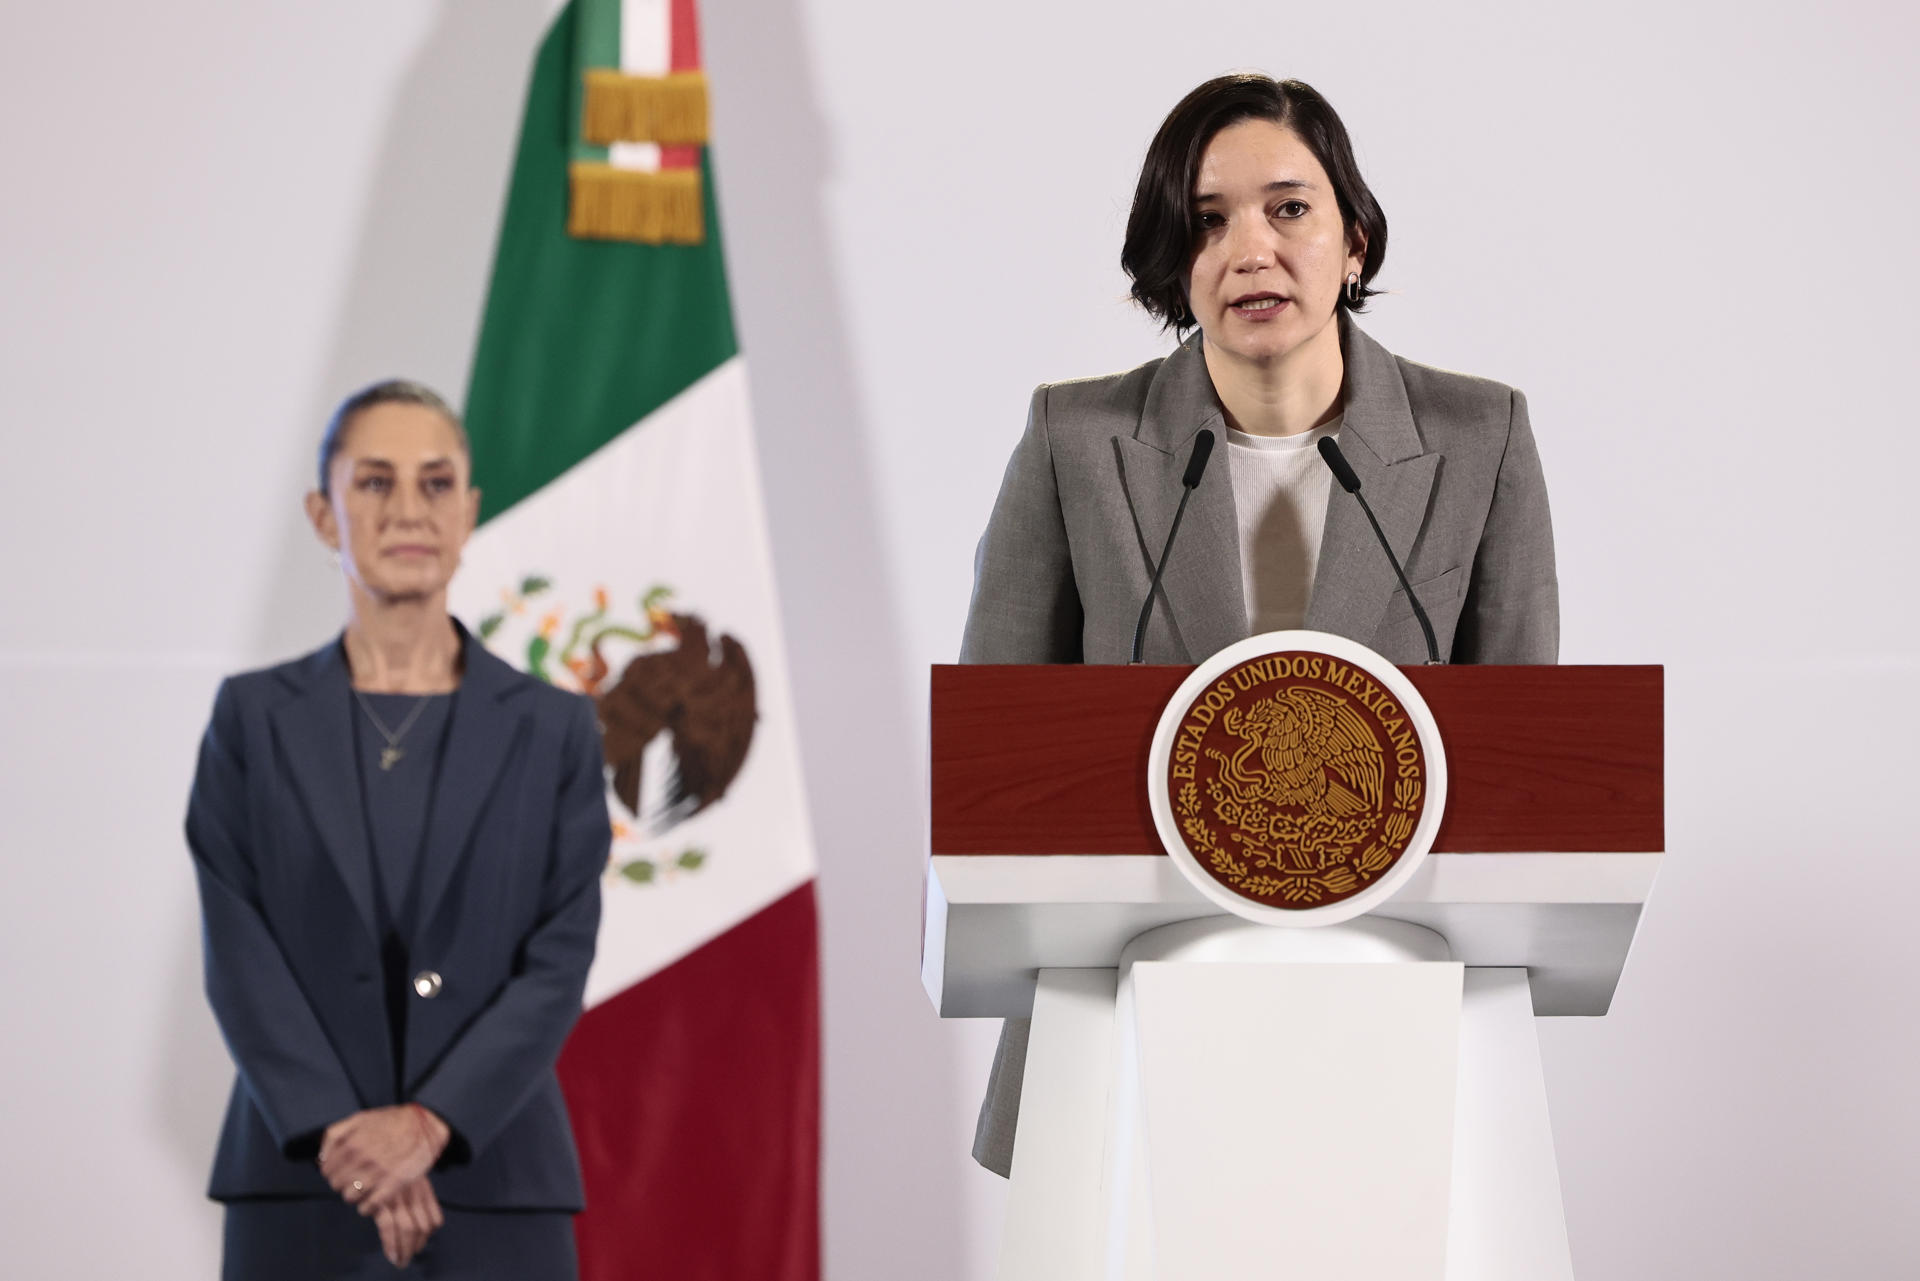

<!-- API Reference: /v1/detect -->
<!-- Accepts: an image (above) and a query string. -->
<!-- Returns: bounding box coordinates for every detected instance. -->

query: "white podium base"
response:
[998,920,1574,1281]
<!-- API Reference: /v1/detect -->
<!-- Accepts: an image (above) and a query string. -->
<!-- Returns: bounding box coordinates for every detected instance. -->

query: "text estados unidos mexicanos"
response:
[1170,654,1422,781]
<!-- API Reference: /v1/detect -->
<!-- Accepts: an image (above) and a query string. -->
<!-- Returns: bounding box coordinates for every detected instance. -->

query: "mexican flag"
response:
[450,2,819,1276]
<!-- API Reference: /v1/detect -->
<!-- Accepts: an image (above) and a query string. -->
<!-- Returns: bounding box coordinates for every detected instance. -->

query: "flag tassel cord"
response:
[581,70,710,147]
[568,165,705,245]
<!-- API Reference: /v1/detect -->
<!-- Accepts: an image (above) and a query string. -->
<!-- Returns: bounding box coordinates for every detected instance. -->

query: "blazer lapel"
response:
[1305,317,1440,641]
[1118,339,1245,663]
[269,641,379,944]
[412,627,530,933]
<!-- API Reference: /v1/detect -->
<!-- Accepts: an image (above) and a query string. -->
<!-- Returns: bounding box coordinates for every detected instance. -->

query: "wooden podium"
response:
[923,664,1663,1280]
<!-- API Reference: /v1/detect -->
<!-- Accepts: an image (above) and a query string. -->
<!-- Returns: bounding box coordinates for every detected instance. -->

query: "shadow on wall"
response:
[698,2,975,1280]
[156,916,232,1188]
[251,0,556,663]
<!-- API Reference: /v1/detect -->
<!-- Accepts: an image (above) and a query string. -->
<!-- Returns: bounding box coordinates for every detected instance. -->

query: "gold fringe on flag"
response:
[568,164,705,245]
[581,70,710,146]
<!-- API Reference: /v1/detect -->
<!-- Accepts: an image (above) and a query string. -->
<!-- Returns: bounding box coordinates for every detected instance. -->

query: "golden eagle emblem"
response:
[1168,651,1427,907]
[1213,687,1384,872]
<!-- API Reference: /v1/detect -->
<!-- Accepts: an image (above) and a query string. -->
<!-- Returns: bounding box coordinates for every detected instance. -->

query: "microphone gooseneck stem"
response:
[1317,435,1442,666]
[1131,485,1195,665]
[1351,487,1441,665]
[1131,430,1215,665]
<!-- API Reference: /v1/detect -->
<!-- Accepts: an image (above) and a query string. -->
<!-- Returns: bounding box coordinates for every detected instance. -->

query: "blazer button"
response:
[412,970,443,999]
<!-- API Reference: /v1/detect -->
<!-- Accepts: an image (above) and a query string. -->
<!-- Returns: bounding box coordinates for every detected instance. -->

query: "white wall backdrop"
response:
[2,1,1915,1277]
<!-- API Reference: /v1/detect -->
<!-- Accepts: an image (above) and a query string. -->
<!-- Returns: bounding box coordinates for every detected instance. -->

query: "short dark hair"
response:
[1122,75,1388,331]
[317,379,468,497]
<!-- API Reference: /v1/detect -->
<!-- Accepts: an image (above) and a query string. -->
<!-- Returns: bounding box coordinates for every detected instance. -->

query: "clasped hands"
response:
[319,1104,453,1268]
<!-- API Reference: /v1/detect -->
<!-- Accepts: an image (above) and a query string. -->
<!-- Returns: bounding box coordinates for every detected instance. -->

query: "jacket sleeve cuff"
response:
[409,1088,475,1166]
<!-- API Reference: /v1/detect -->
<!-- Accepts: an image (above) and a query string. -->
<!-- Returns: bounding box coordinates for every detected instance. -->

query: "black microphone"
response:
[1131,430,1215,664]
[1316,436,1442,665]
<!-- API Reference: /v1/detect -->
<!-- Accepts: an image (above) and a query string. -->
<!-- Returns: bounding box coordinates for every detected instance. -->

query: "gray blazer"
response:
[961,315,1559,1176]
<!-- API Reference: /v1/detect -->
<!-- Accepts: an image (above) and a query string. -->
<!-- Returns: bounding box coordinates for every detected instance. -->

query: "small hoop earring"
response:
[1345,272,1361,305]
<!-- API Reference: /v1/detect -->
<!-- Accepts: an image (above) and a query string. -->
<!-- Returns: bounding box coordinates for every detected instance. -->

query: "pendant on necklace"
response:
[380,746,404,771]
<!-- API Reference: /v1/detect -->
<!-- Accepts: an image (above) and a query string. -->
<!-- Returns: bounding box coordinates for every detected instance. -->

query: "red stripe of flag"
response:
[662,0,703,170]
[562,884,820,1280]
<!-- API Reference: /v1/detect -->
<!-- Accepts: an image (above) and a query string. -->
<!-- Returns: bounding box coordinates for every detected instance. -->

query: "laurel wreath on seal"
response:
[1178,774,1423,906]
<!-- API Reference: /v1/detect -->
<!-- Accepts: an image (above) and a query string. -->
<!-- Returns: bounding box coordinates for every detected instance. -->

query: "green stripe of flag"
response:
[574,0,621,74]
[569,0,617,165]
[465,0,737,525]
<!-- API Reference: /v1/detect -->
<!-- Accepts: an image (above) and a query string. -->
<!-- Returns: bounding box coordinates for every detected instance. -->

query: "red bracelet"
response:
[407,1103,443,1152]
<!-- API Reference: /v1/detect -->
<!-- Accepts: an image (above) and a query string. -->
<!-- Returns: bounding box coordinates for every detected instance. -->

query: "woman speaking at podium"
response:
[185,382,611,1276]
[961,74,1559,1176]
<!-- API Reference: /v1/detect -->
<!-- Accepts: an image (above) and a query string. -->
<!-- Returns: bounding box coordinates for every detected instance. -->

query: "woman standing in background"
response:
[187,381,610,1277]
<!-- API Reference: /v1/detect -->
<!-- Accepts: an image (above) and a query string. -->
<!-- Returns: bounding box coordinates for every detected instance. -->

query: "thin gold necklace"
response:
[352,689,434,771]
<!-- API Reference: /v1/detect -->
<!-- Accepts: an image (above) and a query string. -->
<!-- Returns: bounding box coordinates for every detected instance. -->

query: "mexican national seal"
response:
[1149,632,1447,925]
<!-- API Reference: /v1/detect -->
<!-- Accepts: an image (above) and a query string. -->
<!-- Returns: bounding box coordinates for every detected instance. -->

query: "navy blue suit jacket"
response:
[186,625,610,1210]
